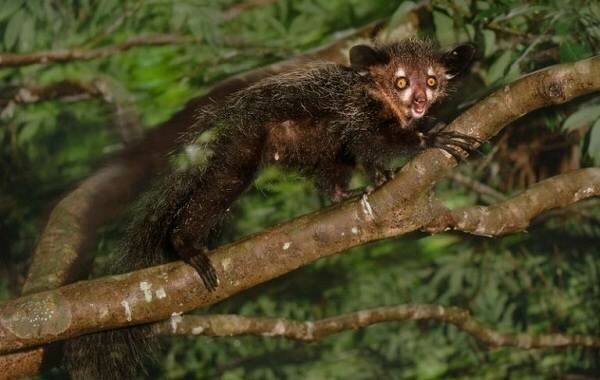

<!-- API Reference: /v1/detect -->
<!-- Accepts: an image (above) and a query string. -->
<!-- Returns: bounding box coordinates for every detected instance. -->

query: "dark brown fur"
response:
[64,38,476,379]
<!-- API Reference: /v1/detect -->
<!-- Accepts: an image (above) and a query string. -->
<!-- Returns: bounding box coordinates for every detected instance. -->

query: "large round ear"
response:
[441,43,477,79]
[349,45,385,71]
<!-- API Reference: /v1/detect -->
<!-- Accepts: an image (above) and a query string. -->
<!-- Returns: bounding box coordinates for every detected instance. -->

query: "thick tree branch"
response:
[1,55,598,356]
[427,168,600,235]
[152,306,600,348]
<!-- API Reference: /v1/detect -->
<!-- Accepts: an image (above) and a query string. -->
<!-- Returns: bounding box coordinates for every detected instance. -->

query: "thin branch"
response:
[222,0,278,21]
[1,55,598,356]
[81,1,145,47]
[0,80,102,117]
[0,34,198,68]
[0,0,280,69]
[152,306,600,348]
[425,168,600,236]
[447,172,507,204]
[0,79,143,144]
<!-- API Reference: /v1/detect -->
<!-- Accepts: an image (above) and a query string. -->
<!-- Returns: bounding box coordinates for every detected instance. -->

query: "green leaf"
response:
[482,29,496,57]
[562,104,600,131]
[4,8,25,50]
[0,0,23,21]
[25,0,45,20]
[17,122,40,144]
[18,13,34,52]
[433,10,455,46]
[589,119,600,165]
[560,41,591,62]
[485,50,512,85]
[388,1,416,30]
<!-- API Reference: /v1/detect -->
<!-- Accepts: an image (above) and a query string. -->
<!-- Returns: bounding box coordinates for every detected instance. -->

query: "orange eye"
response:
[396,77,408,89]
[427,76,437,88]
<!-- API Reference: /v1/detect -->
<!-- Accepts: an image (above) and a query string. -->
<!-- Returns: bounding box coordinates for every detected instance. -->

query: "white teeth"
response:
[411,107,425,119]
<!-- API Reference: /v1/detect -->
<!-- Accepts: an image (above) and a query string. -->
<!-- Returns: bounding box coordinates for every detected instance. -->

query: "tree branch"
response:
[1,55,598,356]
[0,79,143,143]
[222,0,278,21]
[0,34,200,68]
[447,172,507,204]
[152,306,600,348]
[0,80,102,111]
[425,168,600,236]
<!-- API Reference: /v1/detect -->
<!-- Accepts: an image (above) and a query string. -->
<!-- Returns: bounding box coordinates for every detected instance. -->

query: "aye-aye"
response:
[63,38,478,379]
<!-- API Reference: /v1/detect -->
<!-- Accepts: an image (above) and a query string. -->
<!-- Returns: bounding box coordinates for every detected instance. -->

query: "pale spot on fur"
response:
[282,241,292,250]
[192,326,205,335]
[351,226,359,235]
[395,67,406,77]
[139,281,153,302]
[121,300,132,322]
[274,152,280,161]
[427,67,434,76]
[170,312,183,333]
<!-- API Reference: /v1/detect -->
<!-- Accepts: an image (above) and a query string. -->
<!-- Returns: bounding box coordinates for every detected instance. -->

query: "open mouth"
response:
[411,104,426,118]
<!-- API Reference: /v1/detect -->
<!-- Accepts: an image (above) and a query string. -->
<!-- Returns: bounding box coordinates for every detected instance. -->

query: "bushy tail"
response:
[63,171,199,379]
[63,83,272,378]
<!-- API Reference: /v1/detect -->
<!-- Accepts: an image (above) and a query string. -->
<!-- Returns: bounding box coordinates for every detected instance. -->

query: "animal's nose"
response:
[413,89,426,104]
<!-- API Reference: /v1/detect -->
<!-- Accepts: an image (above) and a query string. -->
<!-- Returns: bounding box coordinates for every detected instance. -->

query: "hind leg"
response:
[315,162,354,203]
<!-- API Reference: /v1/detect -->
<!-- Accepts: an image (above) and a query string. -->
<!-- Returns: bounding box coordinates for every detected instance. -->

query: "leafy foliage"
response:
[1,0,599,379]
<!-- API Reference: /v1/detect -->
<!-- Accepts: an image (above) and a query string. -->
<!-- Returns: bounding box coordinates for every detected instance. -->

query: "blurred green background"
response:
[0,0,599,378]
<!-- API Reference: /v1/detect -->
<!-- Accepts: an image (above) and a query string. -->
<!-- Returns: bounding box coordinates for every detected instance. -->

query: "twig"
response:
[0,34,198,68]
[447,172,506,204]
[0,79,142,144]
[153,306,600,348]
[222,0,278,21]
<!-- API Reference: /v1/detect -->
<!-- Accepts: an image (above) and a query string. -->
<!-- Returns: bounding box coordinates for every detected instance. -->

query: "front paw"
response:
[421,130,481,161]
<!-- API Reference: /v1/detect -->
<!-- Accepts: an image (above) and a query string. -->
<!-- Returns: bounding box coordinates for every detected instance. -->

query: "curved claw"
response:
[186,253,219,292]
[426,131,482,161]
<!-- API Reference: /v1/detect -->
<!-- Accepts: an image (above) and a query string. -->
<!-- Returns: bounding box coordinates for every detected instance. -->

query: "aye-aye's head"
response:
[349,38,476,127]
